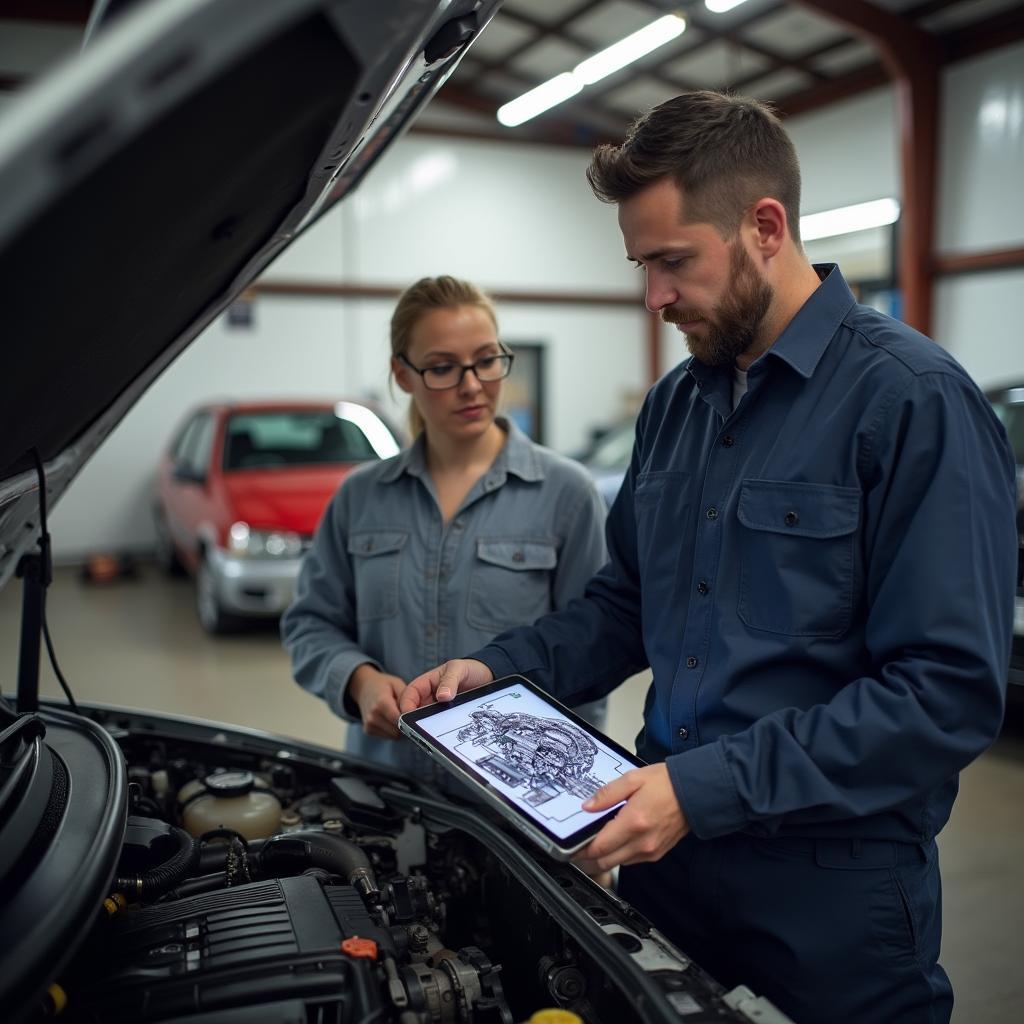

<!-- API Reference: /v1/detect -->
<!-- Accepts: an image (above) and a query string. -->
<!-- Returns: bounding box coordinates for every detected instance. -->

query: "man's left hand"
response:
[573,764,689,874]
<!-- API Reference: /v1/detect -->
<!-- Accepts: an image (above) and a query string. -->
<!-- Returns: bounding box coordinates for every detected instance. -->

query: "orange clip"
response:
[340,936,379,960]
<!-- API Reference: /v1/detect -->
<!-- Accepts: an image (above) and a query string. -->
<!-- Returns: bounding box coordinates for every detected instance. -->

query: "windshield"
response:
[223,410,382,470]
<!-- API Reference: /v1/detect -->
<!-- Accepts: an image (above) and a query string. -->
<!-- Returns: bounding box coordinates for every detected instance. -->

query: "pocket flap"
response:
[476,538,557,571]
[347,530,408,557]
[738,479,860,539]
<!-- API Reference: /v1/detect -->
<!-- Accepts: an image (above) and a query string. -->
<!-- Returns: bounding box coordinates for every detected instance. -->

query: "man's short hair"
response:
[587,91,803,245]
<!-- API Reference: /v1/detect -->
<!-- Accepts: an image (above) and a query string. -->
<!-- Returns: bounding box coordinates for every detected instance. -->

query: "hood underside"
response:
[0,0,499,592]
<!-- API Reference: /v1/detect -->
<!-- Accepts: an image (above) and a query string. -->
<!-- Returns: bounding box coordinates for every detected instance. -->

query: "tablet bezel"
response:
[398,674,646,858]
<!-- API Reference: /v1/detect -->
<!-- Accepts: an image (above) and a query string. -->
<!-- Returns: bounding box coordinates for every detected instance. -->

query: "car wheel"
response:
[196,554,238,634]
[153,508,185,576]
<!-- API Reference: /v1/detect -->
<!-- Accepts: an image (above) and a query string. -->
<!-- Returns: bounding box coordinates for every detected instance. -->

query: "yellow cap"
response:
[527,1011,583,1024]
[47,983,68,1014]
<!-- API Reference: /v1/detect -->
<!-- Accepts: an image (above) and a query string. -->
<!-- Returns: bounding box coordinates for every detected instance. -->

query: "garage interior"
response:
[2,1,1023,1022]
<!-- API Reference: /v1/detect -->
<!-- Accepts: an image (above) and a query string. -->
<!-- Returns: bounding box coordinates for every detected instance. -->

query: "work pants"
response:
[618,832,953,1024]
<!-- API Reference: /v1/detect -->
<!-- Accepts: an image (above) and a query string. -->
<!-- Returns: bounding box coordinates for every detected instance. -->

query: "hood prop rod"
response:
[15,448,77,716]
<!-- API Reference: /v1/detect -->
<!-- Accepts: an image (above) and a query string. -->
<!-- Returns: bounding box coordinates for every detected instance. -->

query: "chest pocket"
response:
[466,538,557,633]
[347,529,408,622]
[737,479,860,637]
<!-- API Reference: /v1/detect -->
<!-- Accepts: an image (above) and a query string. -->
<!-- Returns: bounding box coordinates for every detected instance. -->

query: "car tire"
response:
[196,554,239,634]
[153,508,185,576]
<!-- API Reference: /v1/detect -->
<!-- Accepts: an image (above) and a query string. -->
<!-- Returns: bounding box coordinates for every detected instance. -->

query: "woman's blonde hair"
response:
[391,275,499,437]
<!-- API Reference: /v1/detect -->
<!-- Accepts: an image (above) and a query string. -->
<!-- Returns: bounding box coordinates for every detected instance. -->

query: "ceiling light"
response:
[705,0,750,13]
[497,15,686,127]
[800,198,900,241]
[497,72,583,127]
[573,15,686,86]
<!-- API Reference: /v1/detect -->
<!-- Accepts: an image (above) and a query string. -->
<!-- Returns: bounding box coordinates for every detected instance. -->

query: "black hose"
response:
[115,824,198,900]
[258,831,376,891]
[162,871,230,900]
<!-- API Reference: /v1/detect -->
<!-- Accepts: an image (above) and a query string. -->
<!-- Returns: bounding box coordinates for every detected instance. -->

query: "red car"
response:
[154,399,403,632]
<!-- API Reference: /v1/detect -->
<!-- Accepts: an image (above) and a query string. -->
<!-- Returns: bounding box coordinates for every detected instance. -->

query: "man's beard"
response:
[662,243,773,367]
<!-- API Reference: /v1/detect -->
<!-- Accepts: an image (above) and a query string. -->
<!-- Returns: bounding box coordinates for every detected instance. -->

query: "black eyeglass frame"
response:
[397,345,515,391]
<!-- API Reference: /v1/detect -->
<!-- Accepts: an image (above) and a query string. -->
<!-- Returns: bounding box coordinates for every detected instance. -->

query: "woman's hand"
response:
[348,665,407,739]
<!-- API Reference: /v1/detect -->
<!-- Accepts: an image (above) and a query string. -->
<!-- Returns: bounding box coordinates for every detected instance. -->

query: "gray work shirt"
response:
[281,418,608,775]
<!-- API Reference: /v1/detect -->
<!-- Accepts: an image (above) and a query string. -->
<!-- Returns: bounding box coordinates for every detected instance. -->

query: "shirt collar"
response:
[687,263,856,388]
[762,263,856,379]
[377,415,543,485]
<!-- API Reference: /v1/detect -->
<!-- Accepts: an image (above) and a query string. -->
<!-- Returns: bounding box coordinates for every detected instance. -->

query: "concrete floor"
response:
[2,563,1022,1022]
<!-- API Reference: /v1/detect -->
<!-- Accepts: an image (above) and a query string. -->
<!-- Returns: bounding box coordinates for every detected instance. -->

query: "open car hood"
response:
[0,0,498,595]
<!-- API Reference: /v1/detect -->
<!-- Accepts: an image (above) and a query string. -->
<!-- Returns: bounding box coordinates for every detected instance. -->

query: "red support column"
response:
[792,0,942,335]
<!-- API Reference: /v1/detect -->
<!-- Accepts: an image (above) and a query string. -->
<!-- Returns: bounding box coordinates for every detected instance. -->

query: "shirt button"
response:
[425,624,436,636]
[706,507,718,520]
[697,580,709,595]
[722,435,735,448]
[784,511,799,526]
[686,656,698,669]
[453,520,464,531]
[677,726,689,740]
[512,551,525,563]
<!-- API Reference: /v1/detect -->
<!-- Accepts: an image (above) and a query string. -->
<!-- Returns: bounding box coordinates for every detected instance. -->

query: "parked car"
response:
[0,3,789,1023]
[154,400,401,633]
[578,415,637,507]
[985,382,1024,688]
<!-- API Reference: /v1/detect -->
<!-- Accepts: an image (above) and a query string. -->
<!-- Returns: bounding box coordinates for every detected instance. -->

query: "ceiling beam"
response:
[682,7,828,83]
[480,4,704,96]
[462,0,604,88]
[0,1,90,22]
[944,3,1024,61]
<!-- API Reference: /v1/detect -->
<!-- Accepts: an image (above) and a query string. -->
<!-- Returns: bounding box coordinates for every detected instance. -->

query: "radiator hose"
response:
[115,822,199,900]
[258,830,378,899]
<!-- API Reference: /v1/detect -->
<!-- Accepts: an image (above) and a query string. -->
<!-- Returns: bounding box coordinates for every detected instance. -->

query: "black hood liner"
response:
[0,12,357,479]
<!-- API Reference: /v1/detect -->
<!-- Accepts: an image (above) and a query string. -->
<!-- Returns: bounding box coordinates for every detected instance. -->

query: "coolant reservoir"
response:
[178,770,282,840]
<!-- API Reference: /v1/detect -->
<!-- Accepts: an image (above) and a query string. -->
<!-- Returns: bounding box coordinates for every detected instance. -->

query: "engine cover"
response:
[78,875,392,1022]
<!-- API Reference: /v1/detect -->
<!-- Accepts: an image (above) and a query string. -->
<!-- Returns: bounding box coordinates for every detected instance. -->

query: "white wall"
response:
[49,135,646,558]
[779,50,1024,390]
[45,43,1024,557]
[934,42,1024,387]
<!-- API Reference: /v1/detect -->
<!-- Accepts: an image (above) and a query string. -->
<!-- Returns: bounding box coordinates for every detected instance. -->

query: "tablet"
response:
[398,674,645,861]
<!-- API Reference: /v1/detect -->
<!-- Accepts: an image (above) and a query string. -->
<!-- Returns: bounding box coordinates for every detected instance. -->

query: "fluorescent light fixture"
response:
[497,72,583,127]
[574,15,686,86]
[497,16,686,127]
[799,198,900,242]
[705,0,750,13]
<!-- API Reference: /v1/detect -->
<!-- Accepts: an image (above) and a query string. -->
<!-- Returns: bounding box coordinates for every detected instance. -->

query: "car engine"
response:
[13,707,788,1024]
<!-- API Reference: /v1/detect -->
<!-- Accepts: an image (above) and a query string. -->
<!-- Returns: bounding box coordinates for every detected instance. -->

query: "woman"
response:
[281,275,608,775]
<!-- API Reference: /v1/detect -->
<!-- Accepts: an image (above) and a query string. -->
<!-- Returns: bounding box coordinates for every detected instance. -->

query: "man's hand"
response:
[573,763,689,874]
[348,665,406,739]
[400,659,494,713]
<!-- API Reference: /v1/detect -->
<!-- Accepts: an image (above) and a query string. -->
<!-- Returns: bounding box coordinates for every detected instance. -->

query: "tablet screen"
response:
[405,677,641,844]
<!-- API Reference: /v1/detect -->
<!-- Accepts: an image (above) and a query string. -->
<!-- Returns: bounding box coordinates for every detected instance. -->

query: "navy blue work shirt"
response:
[472,265,1018,843]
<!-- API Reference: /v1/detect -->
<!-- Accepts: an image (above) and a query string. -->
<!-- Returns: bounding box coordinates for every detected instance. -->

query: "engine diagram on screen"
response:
[434,692,628,824]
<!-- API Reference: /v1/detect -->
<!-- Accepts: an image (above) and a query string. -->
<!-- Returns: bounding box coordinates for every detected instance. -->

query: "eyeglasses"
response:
[398,347,515,391]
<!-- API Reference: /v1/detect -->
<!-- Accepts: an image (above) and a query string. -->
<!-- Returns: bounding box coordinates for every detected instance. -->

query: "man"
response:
[401,91,1018,1022]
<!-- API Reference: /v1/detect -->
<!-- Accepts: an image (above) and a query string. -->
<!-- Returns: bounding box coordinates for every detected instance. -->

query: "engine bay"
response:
[8,706,788,1024]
